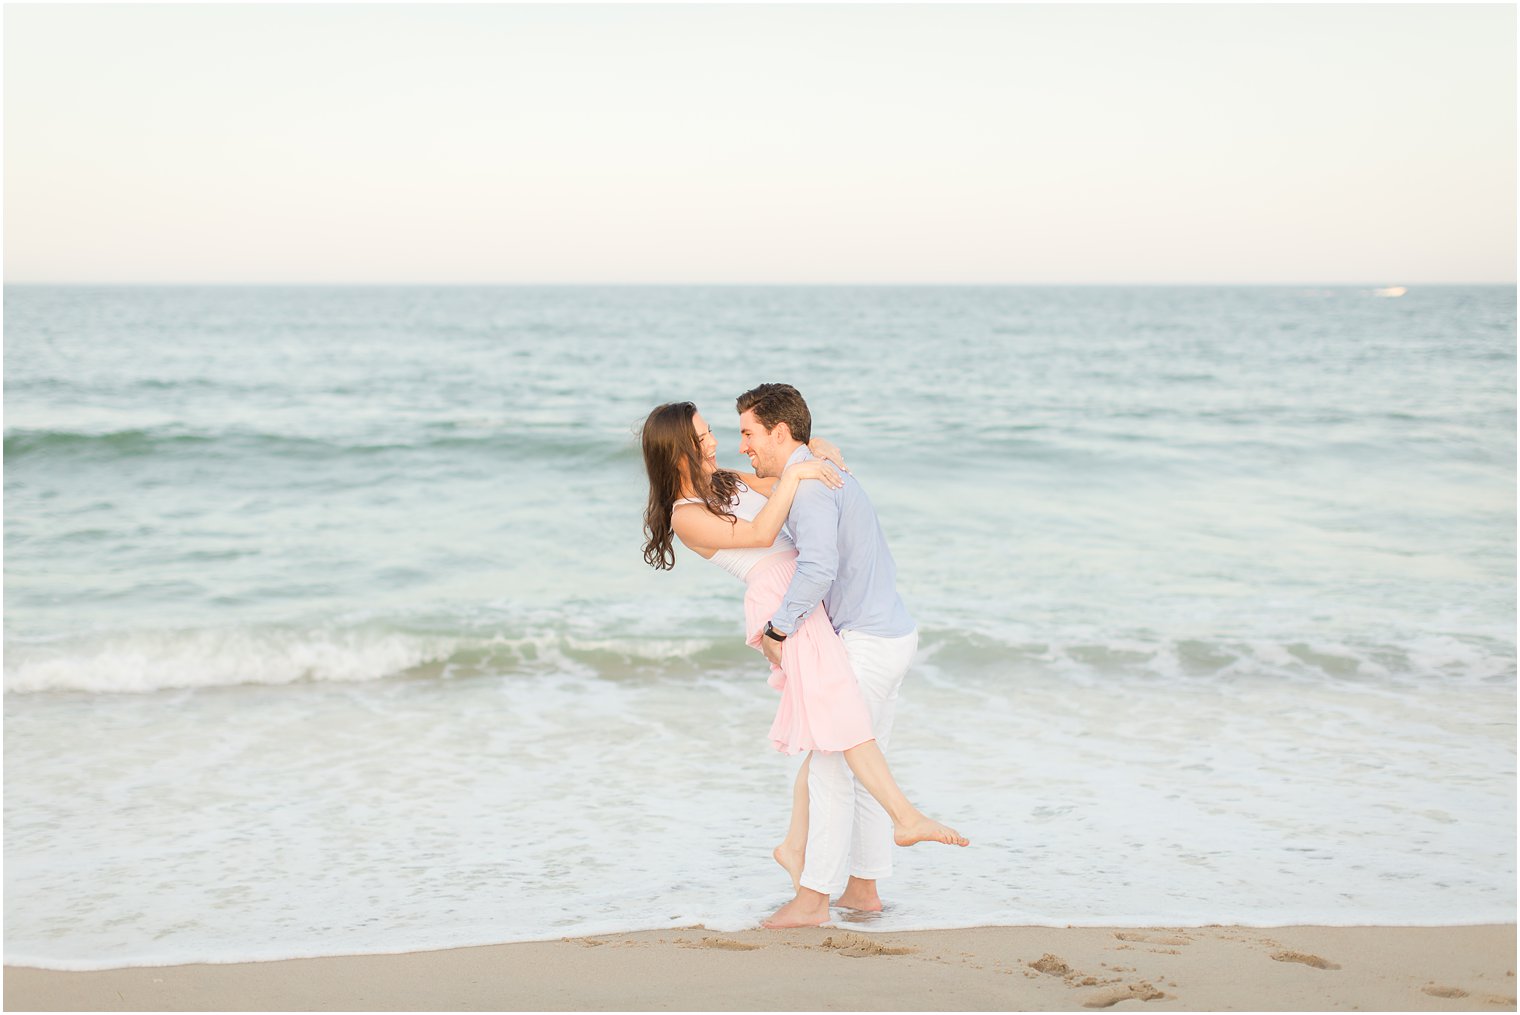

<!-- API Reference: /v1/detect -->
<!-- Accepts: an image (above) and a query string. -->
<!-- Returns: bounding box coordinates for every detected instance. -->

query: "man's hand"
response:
[761,633,784,668]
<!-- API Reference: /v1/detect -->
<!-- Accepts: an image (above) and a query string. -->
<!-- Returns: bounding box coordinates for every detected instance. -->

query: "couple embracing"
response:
[641,383,967,929]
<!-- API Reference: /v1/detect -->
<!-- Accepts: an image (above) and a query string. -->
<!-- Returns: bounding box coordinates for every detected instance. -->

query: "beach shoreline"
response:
[6,923,1514,1011]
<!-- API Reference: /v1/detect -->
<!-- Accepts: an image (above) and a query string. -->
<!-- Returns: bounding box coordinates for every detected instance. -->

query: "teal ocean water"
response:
[5,284,1515,968]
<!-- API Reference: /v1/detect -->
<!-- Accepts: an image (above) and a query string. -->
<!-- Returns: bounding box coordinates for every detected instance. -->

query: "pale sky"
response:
[4,3,1515,284]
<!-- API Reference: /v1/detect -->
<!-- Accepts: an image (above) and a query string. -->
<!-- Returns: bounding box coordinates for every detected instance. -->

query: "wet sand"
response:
[6,923,1515,1011]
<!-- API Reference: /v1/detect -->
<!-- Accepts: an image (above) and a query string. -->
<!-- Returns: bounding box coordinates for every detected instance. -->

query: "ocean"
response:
[4,283,1514,970]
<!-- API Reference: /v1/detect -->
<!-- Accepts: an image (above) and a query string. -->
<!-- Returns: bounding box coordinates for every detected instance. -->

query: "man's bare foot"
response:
[772,844,804,894]
[835,887,883,912]
[893,814,970,847]
[761,890,831,929]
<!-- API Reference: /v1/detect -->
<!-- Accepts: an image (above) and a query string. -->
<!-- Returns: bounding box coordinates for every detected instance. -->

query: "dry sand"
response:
[5,924,1515,1011]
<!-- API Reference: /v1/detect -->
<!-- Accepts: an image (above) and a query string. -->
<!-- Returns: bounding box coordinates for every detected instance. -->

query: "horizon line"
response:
[5,280,1516,288]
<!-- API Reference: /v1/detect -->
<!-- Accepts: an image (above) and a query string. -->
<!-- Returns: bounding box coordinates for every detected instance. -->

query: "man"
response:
[736,382,932,929]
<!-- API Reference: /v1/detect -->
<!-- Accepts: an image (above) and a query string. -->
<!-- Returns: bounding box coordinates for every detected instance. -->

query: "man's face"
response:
[737,409,789,479]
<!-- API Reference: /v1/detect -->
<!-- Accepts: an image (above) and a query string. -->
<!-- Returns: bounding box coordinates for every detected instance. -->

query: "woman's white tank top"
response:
[673,482,796,582]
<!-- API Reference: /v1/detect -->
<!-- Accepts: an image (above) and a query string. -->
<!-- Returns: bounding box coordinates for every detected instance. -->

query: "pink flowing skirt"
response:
[743,550,874,755]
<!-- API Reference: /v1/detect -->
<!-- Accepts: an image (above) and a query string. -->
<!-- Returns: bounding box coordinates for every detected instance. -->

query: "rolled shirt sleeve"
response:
[770,480,839,635]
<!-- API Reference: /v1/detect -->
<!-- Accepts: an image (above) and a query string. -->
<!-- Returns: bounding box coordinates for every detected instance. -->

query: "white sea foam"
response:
[2,627,463,694]
[9,621,1511,697]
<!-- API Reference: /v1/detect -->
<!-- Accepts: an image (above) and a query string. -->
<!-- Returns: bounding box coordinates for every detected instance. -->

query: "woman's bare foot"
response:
[761,889,831,929]
[893,814,969,847]
[772,843,804,894]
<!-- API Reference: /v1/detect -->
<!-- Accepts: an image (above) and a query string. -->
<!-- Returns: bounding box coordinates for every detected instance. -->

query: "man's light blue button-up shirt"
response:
[770,445,915,638]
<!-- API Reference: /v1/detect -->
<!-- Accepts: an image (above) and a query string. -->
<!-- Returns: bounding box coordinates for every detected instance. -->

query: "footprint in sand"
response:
[1082,982,1167,1008]
[818,933,915,958]
[1270,950,1341,970]
[1029,955,1126,992]
[1114,931,1191,946]
[679,937,761,951]
[1422,985,1469,999]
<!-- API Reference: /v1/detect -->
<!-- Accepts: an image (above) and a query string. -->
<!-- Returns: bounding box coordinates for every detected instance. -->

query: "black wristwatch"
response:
[764,621,788,642]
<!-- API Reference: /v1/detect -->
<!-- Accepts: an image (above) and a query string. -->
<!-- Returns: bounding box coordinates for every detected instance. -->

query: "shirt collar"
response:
[784,444,812,467]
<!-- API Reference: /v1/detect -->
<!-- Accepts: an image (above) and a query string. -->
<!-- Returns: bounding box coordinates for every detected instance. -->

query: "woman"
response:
[640,402,966,900]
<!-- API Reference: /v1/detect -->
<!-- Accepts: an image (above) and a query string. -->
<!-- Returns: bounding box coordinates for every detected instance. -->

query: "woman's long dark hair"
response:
[641,402,741,570]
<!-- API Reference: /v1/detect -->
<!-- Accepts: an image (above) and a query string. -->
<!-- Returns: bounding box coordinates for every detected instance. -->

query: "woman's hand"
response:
[808,437,849,473]
[674,450,840,551]
[784,458,845,490]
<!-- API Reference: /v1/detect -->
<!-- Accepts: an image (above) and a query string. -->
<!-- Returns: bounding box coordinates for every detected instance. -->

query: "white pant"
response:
[798,627,919,896]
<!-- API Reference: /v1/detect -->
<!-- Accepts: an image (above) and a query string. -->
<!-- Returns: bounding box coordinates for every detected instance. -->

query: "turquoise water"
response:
[4,284,1515,967]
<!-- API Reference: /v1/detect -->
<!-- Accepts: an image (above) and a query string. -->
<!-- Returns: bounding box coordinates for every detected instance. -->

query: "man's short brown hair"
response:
[736,383,812,443]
